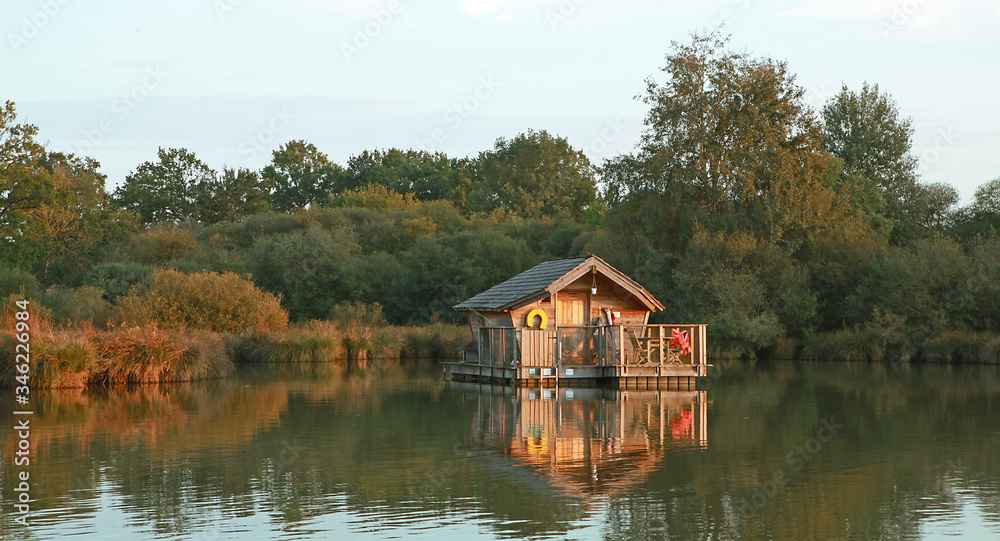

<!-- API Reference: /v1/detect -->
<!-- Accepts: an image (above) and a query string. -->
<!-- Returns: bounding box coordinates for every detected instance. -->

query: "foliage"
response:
[340,148,469,203]
[673,228,814,352]
[246,224,362,321]
[43,286,113,327]
[113,147,215,225]
[0,266,42,300]
[822,83,922,241]
[473,129,597,219]
[83,262,156,302]
[116,269,289,333]
[262,140,341,211]
[1,30,999,364]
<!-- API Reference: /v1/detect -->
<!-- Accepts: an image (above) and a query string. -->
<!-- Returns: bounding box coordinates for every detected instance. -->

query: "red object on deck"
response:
[669,328,691,355]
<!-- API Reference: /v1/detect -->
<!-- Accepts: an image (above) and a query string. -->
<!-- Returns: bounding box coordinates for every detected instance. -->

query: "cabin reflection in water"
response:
[447,382,707,498]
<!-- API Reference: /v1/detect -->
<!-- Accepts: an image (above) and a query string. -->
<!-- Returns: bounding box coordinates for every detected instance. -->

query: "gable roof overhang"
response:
[453,255,663,313]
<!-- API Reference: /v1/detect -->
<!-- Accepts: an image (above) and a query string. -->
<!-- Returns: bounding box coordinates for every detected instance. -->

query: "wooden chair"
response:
[627,330,649,364]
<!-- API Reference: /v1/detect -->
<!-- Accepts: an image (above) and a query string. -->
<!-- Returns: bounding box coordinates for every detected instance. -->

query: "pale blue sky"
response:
[2,0,997,202]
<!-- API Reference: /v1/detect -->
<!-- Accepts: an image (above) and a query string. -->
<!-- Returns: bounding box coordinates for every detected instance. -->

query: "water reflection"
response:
[0,362,999,540]
[449,383,707,503]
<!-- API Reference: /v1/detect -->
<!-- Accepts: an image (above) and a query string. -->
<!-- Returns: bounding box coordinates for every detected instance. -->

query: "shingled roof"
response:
[454,255,663,312]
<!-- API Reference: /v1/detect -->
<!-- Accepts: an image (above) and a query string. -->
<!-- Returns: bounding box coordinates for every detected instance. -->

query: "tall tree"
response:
[26,153,134,284]
[113,147,215,225]
[196,167,272,223]
[821,83,921,240]
[0,101,46,262]
[952,177,1000,238]
[261,140,341,211]
[606,31,857,260]
[341,148,466,203]
[473,129,597,219]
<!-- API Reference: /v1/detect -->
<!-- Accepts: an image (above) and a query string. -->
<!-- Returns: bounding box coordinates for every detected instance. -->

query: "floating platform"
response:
[444,323,709,390]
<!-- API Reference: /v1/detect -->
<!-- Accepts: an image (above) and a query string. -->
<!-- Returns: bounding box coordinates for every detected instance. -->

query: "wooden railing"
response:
[477,324,707,373]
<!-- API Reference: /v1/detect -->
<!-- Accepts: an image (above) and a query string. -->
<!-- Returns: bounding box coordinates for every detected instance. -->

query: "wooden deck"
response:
[444,323,709,389]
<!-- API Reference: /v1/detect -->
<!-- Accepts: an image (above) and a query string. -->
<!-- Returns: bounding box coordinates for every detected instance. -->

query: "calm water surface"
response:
[2,361,1000,540]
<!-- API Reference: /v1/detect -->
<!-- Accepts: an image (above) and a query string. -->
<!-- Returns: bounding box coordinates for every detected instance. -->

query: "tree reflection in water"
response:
[0,361,998,540]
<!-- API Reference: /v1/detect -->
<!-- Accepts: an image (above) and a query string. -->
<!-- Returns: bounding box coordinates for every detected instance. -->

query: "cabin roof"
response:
[454,255,663,312]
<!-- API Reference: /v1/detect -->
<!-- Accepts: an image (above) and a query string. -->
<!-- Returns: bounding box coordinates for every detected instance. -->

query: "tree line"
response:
[2,31,998,360]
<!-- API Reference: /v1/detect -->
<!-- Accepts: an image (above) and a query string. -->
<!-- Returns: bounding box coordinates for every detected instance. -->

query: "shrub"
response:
[83,262,156,302]
[43,286,113,327]
[0,267,42,300]
[328,301,388,329]
[116,269,288,333]
[127,227,198,264]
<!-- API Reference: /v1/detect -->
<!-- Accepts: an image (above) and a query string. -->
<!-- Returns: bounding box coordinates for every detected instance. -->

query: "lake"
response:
[2,360,999,540]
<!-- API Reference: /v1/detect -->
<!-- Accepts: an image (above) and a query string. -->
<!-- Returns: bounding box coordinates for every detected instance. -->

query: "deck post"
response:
[658,324,664,370]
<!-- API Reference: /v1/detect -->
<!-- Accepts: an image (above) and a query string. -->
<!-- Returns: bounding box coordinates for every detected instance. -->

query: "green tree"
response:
[473,129,597,219]
[822,83,922,241]
[113,147,215,225]
[341,148,467,202]
[608,32,850,249]
[197,167,272,223]
[673,228,815,355]
[261,140,341,211]
[25,153,135,285]
[0,101,46,264]
[952,177,1000,238]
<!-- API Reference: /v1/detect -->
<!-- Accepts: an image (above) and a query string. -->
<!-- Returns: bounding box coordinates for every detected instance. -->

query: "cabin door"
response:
[557,292,588,365]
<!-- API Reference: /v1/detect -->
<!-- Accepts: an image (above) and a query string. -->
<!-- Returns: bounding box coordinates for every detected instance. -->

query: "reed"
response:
[230,321,343,364]
[800,328,887,362]
[230,320,465,365]
[397,323,466,361]
[921,331,1000,364]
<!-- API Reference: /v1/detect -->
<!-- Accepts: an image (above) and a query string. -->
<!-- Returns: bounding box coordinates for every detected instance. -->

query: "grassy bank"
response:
[1,314,465,389]
[228,321,466,366]
[706,329,1000,365]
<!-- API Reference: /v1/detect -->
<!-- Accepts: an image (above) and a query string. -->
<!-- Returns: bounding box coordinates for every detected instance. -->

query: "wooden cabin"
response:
[446,255,708,389]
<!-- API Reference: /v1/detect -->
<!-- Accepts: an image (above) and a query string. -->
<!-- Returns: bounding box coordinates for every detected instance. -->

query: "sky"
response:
[2,0,998,203]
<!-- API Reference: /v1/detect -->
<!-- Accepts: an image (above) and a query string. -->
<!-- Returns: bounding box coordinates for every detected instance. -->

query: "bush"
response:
[328,301,388,329]
[127,227,198,264]
[116,269,288,333]
[43,286,113,327]
[83,262,156,302]
[0,267,42,300]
